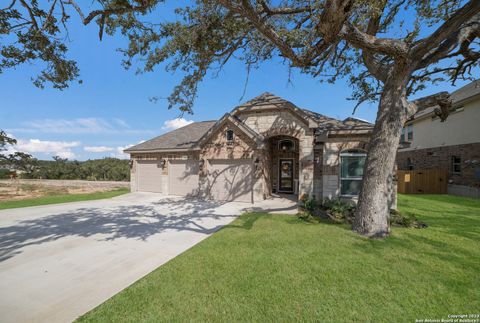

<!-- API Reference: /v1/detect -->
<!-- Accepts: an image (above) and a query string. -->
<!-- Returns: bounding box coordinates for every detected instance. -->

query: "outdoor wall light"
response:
[159,159,166,168]
[199,159,205,168]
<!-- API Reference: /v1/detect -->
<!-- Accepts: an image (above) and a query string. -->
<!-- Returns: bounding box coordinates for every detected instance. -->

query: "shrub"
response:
[320,198,355,223]
[390,209,428,228]
[298,196,427,229]
[299,194,318,214]
[0,168,13,179]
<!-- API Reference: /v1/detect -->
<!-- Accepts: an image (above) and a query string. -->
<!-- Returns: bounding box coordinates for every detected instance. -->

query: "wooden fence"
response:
[397,169,448,194]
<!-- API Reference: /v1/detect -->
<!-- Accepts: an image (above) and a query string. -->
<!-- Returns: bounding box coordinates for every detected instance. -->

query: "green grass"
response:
[78,194,480,322]
[0,188,129,210]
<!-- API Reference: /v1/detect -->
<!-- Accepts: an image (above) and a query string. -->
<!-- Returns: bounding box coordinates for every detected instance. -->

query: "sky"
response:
[0,3,471,161]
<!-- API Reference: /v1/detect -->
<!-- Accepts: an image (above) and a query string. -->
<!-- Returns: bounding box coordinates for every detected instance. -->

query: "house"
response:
[125,93,373,203]
[396,80,480,198]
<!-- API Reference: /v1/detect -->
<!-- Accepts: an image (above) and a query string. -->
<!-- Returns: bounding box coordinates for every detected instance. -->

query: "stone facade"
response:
[127,93,373,202]
[200,121,255,160]
[320,138,369,199]
[236,109,315,196]
[397,142,480,188]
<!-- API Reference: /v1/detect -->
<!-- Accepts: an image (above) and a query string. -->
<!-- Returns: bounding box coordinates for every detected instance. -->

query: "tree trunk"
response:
[353,76,409,238]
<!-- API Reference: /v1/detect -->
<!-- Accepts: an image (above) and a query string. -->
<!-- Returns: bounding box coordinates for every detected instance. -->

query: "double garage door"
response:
[136,159,253,202]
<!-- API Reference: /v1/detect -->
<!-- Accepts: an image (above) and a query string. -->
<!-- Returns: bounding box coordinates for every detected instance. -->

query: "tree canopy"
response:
[2,1,479,112]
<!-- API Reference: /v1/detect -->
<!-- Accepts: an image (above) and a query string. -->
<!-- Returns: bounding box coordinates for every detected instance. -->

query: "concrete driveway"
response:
[0,193,294,323]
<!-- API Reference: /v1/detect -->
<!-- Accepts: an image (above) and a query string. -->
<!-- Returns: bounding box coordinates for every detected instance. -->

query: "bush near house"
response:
[299,195,426,228]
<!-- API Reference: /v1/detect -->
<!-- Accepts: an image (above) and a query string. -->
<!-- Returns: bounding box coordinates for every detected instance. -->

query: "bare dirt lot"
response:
[0,179,129,202]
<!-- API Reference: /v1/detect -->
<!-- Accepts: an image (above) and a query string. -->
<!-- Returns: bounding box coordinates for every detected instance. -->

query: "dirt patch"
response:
[0,180,128,202]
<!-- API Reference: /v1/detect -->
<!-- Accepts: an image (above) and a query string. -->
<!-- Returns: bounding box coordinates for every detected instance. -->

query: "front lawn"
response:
[0,188,129,210]
[78,194,480,322]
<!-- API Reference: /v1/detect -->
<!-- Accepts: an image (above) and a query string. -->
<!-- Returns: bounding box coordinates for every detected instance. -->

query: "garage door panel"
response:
[137,161,163,193]
[169,160,200,197]
[208,159,253,203]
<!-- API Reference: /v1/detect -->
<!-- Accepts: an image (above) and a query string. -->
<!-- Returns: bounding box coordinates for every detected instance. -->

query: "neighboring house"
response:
[125,93,373,203]
[397,80,480,197]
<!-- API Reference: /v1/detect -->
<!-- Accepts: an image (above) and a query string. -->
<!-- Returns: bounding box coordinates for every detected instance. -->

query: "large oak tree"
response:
[2,0,479,237]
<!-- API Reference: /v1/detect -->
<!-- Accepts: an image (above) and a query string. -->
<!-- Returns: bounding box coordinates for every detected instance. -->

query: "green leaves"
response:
[1,1,80,89]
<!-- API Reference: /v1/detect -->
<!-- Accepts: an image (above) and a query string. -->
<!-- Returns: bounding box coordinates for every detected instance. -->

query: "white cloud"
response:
[56,151,76,159]
[113,118,130,128]
[84,146,115,153]
[162,118,194,131]
[110,144,134,160]
[7,118,155,135]
[14,139,80,159]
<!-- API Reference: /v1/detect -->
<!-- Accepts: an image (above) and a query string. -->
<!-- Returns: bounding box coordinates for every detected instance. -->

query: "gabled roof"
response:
[124,93,374,153]
[124,121,216,152]
[232,92,318,128]
[412,79,480,120]
[196,113,265,148]
[451,79,480,103]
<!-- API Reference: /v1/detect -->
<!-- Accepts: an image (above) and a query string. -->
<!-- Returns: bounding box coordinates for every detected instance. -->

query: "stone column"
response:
[298,130,315,197]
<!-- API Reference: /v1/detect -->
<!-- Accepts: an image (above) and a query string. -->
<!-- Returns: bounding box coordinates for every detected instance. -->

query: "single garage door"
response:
[208,159,253,203]
[136,160,164,193]
[169,160,200,197]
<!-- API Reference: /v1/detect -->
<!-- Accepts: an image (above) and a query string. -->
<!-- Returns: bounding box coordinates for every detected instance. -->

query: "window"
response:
[451,156,461,174]
[400,125,413,142]
[226,130,234,142]
[278,139,295,152]
[340,150,366,196]
[407,124,413,141]
[407,157,414,170]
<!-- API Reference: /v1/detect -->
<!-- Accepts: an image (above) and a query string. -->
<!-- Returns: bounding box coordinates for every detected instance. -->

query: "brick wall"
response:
[396,142,480,187]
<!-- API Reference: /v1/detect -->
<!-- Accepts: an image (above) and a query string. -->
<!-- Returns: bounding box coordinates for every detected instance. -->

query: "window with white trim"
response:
[400,124,413,142]
[451,156,461,174]
[340,150,367,196]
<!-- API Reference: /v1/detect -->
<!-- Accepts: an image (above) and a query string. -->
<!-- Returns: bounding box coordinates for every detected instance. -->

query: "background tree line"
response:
[0,156,130,182]
[0,131,129,181]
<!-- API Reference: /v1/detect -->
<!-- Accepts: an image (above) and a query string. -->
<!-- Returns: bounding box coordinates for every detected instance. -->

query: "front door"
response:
[279,159,294,193]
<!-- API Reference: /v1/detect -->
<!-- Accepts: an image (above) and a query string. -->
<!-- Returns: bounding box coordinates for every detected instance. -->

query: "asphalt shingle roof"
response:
[125,93,373,152]
[124,121,216,152]
[302,109,373,131]
[414,79,480,119]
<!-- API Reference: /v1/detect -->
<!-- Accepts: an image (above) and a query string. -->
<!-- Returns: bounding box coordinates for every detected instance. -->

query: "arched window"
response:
[340,149,367,196]
[226,129,234,142]
[278,139,295,152]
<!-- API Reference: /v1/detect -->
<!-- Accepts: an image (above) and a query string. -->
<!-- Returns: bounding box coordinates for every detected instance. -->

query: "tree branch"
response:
[65,0,150,26]
[218,0,306,66]
[258,1,311,15]
[412,0,480,62]
[412,91,452,121]
[341,22,408,59]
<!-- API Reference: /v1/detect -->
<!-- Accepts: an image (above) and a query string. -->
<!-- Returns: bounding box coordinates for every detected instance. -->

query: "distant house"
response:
[125,93,373,203]
[397,80,480,198]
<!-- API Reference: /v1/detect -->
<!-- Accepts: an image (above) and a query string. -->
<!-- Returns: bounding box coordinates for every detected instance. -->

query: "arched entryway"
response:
[267,136,300,194]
